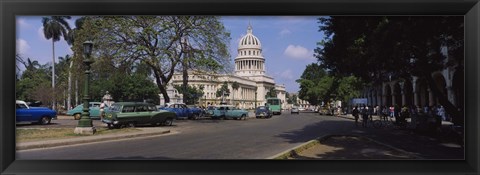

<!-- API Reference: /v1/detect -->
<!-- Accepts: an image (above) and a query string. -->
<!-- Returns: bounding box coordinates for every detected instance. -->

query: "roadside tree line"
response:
[309,16,463,125]
[16,16,231,111]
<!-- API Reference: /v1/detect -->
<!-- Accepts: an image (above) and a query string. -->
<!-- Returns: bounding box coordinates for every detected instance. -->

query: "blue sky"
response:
[16,16,324,93]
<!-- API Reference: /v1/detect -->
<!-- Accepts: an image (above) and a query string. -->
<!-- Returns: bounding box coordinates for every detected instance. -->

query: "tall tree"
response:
[316,16,464,125]
[42,16,72,110]
[80,16,230,104]
[65,17,86,109]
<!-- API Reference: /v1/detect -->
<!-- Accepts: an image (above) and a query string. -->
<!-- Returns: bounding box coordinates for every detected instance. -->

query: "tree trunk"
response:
[52,40,56,110]
[153,70,170,103]
[75,79,78,106]
[423,71,463,126]
[182,60,188,104]
[67,61,73,110]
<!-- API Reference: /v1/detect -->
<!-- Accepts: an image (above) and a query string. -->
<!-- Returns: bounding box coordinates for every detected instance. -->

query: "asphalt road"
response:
[17,111,359,159]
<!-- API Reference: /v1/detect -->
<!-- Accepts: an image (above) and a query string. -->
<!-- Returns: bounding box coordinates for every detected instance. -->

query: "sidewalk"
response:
[272,113,464,159]
[16,127,171,150]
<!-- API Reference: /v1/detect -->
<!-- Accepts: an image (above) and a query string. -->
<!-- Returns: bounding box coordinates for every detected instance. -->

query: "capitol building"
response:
[160,24,286,109]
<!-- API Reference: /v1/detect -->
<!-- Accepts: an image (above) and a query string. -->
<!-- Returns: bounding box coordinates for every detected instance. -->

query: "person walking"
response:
[100,100,106,121]
[352,106,360,127]
[361,105,369,128]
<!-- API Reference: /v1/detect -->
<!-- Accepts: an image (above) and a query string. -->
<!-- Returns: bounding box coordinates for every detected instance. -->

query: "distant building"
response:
[160,24,286,109]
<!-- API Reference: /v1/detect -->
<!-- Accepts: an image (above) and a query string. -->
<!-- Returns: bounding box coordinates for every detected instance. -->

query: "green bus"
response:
[266,97,282,115]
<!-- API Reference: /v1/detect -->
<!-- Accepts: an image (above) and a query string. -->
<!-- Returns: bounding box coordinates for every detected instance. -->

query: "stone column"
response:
[428,88,435,106]
[399,82,405,107]
[447,86,455,105]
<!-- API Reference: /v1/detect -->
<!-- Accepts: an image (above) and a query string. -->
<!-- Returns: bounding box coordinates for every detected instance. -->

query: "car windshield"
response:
[257,106,266,110]
[207,106,215,110]
[16,103,28,109]
[109,104,122,112]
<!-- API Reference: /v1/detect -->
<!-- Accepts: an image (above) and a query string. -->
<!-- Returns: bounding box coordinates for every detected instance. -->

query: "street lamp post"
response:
[255,91,257,109]
[74,41,96,135]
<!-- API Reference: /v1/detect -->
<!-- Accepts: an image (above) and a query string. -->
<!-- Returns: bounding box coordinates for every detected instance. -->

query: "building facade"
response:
[358,47,464,112]
[160,24,287,109]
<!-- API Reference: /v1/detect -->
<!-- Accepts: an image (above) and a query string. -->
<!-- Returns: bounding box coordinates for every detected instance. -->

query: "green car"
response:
[67,102,107,120]
[206,105,248,120]
[102,102,176,129]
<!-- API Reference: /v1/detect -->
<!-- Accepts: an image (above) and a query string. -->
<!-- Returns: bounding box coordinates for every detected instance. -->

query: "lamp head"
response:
[83,41,94,58]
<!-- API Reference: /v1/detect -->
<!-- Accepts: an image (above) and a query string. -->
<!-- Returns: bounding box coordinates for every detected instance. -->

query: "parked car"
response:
[205,105,248,120]
[298,107,306,111]
[255,106,272,119]
[102,102,176,129]
[159,103,204,120]
[319,106,333,116]
[16,100,57,125]
[67,102,108,120]
[291,107,300,114]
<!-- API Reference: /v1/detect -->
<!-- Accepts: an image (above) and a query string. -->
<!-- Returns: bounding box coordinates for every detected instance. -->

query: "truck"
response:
[16,100,57,125]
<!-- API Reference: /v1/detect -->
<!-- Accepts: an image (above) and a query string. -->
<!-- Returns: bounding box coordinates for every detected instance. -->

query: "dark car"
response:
[16,100,57,125]
[102,102,176,129]
[159,103,204,120]
[255,106,272,119]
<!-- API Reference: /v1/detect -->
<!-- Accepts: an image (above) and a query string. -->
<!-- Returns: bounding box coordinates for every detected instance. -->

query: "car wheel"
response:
[163,118,173,126]
[74,113,81,120]
[39,116,51,125]
[127,122,136,128]
[192,114,199,120]
[107,124,114,129]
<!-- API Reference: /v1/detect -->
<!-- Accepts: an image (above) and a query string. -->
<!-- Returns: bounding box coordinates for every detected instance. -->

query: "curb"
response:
[16,129,171,150]
[267,134,422,159]
[267,134,328,159]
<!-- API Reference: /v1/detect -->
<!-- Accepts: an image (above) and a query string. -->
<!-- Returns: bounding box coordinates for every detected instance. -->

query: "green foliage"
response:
[315,16,464,124]
[215,81,230,98]
[265,87,277,98]
[80,16,231,104]
[297,63,363,106]
[174,84,204,105]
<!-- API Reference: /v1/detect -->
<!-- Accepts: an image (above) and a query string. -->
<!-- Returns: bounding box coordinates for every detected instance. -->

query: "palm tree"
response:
[42,16,72,110]
[65,17,85,110]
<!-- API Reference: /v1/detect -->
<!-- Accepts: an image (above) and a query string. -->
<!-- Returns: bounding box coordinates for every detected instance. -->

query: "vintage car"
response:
[16,100,57,125]
[158,103,204,120]
[291,106,300,114]
[102,102,176,129]
[67,102,108,120]
[206,105,248,120]
[255,106,272,119]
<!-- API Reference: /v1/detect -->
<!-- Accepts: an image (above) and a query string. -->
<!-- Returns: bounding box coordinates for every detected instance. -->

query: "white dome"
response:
[238,25,261,49]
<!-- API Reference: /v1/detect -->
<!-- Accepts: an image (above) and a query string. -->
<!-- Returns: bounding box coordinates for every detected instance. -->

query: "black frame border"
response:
[1,0,479,174]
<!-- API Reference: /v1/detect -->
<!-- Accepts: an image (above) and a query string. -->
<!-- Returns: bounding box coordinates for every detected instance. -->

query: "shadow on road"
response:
[276,118,464,159]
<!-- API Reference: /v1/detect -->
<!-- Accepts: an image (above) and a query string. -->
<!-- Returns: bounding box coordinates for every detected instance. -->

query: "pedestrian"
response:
[361,105,369,128]
[100,100,106,121]
[389,105,395,118]
[352,106,360,127]
[368,105,374,121]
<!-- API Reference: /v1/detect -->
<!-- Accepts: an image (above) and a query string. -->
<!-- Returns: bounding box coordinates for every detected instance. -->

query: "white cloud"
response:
[280,69,294,80]
[283,45,315,60]
[16,39,30,55]
[16,18,30,28]
[279,28,291,37]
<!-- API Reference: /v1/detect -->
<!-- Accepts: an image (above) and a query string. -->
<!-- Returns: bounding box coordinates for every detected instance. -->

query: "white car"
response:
[298,107,306,111]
